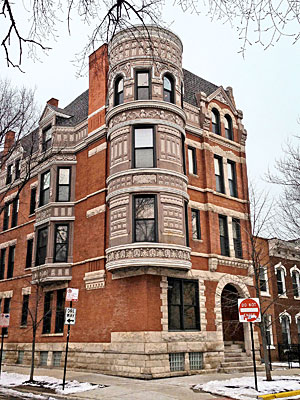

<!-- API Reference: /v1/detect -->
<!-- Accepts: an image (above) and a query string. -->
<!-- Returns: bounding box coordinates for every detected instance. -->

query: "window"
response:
[17,350,24,364]
[42,292,53,334]
[39,351,48,366]
[56,167,71,202]
[259,266,268,293]
[134,195,156,242]
[211,108,220,135]
[21,295,29,326]
[232,218,242,259]
[114,76,124,106]
[163,74,174,103]
[227,161,237,197]
[219,215,229,256]
[3,203,10,231]
[276,267,286,295]
[181,82,184,108]
[188,146,197,175]
[191,209,201,240]
[6,164,12,185]
[169,353,184,372]
[214,156,225,193]
[54,225,69,263]
[40,171,50,206]
[36,227,48,266]
[263,314,273,346]
[297,318,300,344]
[7,246,15,279]
[3,298,11,335]
[26,239,33,269]
[292,269,300,297]
[184,201,189,247]
[135,70,150,100]
[42,126,52,152]
[168,278,200,331]
[55,289,65,333]
[224,115,233,140]
[53,351,62,367]
[133,126,155,168]
[181,134,186,175]
[15,159,20,180]
[11,197,19,228]
[189,352,203,370]
[0,249,6,280]
[29,187,37,214]
[280,315,291,345]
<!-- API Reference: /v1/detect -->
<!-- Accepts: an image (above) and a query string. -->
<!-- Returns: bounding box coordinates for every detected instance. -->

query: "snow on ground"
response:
[193,375,300,400]
[0,371,104,395]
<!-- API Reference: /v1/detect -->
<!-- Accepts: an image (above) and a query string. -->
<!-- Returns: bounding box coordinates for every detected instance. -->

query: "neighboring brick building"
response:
[0,25,259,377]
[257,237,300,361]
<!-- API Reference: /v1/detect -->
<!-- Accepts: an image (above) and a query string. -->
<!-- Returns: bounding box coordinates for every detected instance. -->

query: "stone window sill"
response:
[41,333,64,337]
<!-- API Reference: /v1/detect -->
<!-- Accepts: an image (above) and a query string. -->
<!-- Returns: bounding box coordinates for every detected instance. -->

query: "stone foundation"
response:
[2,330,227,378]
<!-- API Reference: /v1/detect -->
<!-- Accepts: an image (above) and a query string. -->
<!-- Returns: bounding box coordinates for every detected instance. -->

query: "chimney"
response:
[47,98,59,108]
[88,44,109,134]
[1,130,15,170]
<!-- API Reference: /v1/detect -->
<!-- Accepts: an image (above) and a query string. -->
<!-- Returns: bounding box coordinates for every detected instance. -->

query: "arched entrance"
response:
[221,284,244,342]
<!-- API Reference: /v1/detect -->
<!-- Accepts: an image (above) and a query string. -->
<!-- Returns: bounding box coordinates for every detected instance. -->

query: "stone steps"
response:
[220,341,263,374]
[219,364,265,374]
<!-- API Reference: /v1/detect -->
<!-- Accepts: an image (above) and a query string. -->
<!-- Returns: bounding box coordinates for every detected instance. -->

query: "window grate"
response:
[189,352,203,370]
[17,350,24,364]
[169,353,185,372]
[39,351,48,366]
[52,351,62,367]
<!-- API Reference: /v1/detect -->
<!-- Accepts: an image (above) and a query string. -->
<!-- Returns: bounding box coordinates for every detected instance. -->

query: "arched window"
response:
[280,313,291,345]
[211,108,220,135]
[163,74,174,103]
[224,115,233,140]
[291,268,300,297]
[275,263,286,295]
[114,76,124,106]
[181,82,184,108]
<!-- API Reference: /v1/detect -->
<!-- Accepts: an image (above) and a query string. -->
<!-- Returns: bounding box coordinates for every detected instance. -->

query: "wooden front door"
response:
[221,284,244,342]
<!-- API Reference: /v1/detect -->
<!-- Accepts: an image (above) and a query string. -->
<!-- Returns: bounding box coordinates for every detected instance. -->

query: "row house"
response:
[0,25,259,377]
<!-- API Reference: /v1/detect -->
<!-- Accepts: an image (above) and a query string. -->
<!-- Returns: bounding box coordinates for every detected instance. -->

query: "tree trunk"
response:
[259,321,272,381]
[29,327,36,382]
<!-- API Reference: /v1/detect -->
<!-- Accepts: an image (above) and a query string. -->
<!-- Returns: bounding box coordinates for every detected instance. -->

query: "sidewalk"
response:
[2,364,300,400]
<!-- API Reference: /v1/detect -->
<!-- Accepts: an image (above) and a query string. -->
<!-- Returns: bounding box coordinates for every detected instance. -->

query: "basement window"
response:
[52,351,62,367]
[169,353,184,372]
[189,352,203,370]
[39,351,48,366]
[17,350,24,364]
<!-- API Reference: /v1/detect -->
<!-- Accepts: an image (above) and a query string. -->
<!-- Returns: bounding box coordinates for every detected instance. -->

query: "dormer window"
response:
[114,76,124,106]
[42,126,52,152]
[163,74,175,103]
[224,115,233,140]
[211,108,220,135]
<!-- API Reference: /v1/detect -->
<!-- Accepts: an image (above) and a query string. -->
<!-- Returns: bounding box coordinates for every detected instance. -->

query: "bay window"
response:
[133,195,157,242]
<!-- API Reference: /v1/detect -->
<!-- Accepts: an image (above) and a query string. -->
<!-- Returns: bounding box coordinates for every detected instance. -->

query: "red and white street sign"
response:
[66,288,79,302]
[0,314,10,328]
[238,298,261,323]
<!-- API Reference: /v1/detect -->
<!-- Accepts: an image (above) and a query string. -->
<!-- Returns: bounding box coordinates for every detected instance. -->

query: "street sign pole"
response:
[0,328,4,377]
[62,300,72,390]
[250,322,258,391]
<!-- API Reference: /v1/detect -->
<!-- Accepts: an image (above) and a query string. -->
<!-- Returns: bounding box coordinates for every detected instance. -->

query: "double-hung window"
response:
[259,266,268,293]
[21,295,29,327]
[276,267,286,295]
[191,209,201,240]
[42,126,52,152]
[281,315,291,345]
[292,270,300,297]
[26,239,33,269]
[7,245,15,279]
[188,146,197,175]
[15,159,20,180]
[133,126,155,168]
[11,197,19,228]
[55,289,66,333]
[114,76,124,106]
[168,278,200,330]
[54,225,69,263]
[297,318,300,344]
[3,203,10,231]
[214,156,225,194]
[40,171,50,206]
[36,227,48,266]
[3,298,11,335]
[136,70,150,100]
[6,165,12,185]
[56,168,71,202]
[232,218,242,259]
[224,115,233,140]
[163,74,175,103]
[227,161,237,197]
[263,314,273,346]
[211,109,220,135]
[29,187,37,214]
[42,291,53,334]
[219,215,229,256]
[134,195,157,242]
[0,249,6,280]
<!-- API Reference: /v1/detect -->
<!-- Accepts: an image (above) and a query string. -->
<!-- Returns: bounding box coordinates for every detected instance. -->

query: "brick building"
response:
[257,237,300,361]
[0,25,259,377]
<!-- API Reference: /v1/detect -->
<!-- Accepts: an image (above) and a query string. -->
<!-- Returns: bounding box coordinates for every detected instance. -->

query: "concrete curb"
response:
[258,390,300,399]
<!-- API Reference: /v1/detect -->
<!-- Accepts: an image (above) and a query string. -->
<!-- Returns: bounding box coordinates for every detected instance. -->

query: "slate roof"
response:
[56,89,89,127]
[183,69,219,107]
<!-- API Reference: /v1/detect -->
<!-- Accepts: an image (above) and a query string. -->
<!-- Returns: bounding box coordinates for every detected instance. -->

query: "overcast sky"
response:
[1,3,299,193]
